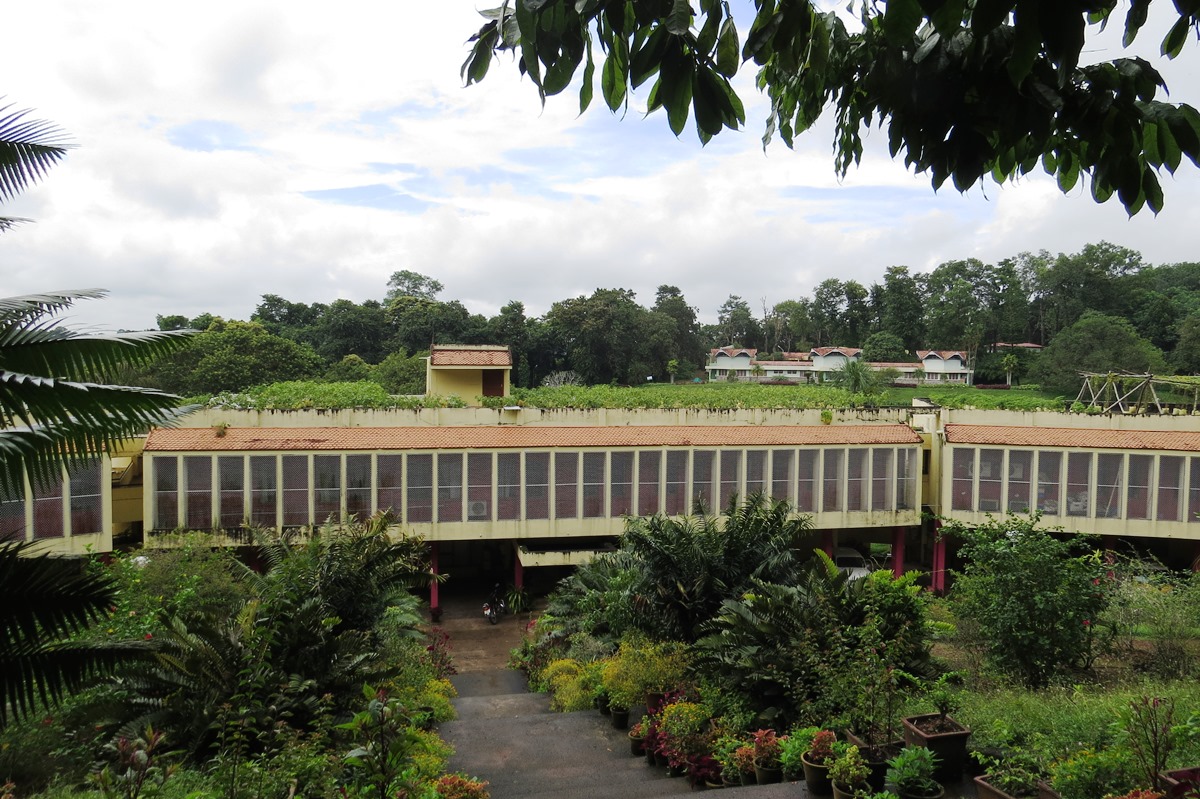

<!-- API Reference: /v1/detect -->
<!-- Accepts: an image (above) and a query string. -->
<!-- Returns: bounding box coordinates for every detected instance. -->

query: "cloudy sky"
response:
[3,2,1199,332]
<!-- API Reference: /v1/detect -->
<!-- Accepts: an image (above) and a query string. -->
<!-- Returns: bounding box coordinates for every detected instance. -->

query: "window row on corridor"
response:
[948,446,1200,522]
[146,445,922,532]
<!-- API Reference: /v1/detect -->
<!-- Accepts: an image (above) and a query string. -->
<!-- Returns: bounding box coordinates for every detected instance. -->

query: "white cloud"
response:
[0,1,1197,333]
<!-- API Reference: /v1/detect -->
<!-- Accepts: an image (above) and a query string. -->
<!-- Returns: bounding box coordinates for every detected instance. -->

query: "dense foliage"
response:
[465,1,1200,216]
[148,242,1200,401]
[0,520,467,799]
[946,514,1112,688]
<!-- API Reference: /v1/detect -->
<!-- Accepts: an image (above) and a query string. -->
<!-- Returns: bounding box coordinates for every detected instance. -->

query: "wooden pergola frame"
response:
[1076,373,1200,414]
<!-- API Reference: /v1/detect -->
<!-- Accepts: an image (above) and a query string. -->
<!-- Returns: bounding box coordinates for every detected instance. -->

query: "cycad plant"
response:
[0,542,132,729]
[0,103,194,730]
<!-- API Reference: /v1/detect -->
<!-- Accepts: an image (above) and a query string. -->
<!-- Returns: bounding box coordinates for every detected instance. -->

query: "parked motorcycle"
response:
[482,584,506,624]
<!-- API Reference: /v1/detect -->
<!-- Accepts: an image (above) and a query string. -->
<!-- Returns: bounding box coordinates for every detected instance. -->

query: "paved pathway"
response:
[434,594,975,799]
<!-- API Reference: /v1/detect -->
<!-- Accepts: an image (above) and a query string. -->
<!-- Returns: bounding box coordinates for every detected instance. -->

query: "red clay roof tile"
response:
[145,424,923,452]
[944,424,1200,451]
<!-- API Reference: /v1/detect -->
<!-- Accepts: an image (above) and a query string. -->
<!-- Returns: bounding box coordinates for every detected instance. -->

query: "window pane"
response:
[153,456,179,531]
[346,455,372,521]
[583,452,605,518]
[1037,451,1062,514]
[1067,452,1092,517]
[823,449,843,512]
[1007,450,1033,513]
[377,455,403,517]
[1127,454,1151,520]
[665,450,688,515]
[1158,455,1183,522]
[771,450,793,504]
[314,455,341,522]
[218,456,244,529]
[250,456,277,527]
[438,453,463,522]
[526,453,549,520]
[847,449,867,512]
[978,449,1003,512]
[282,455,309,526]
[469,453,493,521]
[897,448,916,510]
[407,454,433,523]
[554,452,577,519]
[1096,453,1123,518]
[32,471,65,539]
[745,450,766,497]
[638,451,660,516]
[497,452,521,521]
[0,480,25,542]
[185,456,212,529]
[69,459,104,536]
[692,450,716,513]
[871,448,893,511]
[951,449,973,512]
[611,451,633,516]
[719,450,741,509]
[1188,457,1200,523]
[797,450,817,512]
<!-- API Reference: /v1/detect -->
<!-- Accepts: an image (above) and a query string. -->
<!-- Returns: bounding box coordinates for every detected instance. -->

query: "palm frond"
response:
[0,542,114,650]
[0,323,195,381]
[0,104,71,205]
[0,289,107,321]
[0,639,145,728]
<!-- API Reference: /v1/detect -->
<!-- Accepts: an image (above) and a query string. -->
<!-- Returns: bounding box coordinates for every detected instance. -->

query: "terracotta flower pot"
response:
[801,752,834,796]
[902,713,971,784]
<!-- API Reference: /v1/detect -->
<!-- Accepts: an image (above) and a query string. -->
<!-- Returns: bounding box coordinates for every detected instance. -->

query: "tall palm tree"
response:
[0,102,194,728]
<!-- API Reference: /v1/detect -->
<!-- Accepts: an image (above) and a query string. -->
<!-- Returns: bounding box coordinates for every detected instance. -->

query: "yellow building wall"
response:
[427,370,483,403]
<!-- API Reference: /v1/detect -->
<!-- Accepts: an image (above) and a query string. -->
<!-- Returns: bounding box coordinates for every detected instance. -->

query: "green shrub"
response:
[1049,747,1137,799]
[947,515,1110,687]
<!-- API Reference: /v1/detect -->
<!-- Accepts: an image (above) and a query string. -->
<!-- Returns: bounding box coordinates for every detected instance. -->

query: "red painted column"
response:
[892,526,906,578]
[931,521,946,595]
[821,530,835,558]
[429,541,440,619]
[514,547,525,590]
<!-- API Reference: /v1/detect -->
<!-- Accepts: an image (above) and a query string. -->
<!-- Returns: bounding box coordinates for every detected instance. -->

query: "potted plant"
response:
[734,744,757,786]
[657,700,710,775]
[752,728,786,785]
[801,729,840,796]
[902,673,971,785]
[600,648,642,730]
[845,638,907,791]
[628,717,648,757]
[780,726,817,781]
[886,746,944,799]
[713,733,750,787]
[829,744,872,799]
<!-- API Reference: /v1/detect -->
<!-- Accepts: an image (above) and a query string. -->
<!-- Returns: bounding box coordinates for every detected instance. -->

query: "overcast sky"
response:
[3,2,1199,332]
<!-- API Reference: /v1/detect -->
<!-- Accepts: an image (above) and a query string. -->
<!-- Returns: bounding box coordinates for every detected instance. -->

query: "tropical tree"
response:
[621,493,814,642]
[464,1,1200,215]
[0,104,193,729]
[830,358,880,395]
[1031,312,1168,396]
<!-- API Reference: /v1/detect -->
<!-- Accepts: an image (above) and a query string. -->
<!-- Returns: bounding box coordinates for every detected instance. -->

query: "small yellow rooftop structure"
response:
[425,344,512,406]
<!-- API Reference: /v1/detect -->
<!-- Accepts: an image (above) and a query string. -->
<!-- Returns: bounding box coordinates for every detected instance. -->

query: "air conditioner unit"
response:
[468,500,490,518]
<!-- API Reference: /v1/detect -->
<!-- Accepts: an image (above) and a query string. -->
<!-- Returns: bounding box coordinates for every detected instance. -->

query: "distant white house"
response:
[705,345,974,384]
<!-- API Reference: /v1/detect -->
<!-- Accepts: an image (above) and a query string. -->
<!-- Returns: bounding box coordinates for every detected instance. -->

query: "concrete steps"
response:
[442,674,807,799]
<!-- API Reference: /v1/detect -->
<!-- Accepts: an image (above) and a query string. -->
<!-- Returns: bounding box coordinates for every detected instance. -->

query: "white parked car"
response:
[834,547,871,580]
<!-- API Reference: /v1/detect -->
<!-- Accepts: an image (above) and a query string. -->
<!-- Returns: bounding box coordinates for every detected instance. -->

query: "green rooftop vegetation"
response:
[194,380,1065,412]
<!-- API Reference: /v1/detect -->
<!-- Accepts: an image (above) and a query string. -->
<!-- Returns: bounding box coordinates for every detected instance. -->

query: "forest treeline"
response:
[139,242,1200,398]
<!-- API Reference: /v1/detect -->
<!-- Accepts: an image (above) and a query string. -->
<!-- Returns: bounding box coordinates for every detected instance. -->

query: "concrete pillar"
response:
[821,529,835,558]
[892,526,906,579]
[931,521,946,595]
[429,541,440,620]
[514,547,525,590]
